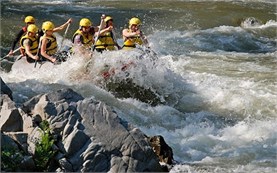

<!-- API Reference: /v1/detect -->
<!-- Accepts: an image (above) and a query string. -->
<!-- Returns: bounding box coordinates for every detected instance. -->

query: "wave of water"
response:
[1,1,276,172]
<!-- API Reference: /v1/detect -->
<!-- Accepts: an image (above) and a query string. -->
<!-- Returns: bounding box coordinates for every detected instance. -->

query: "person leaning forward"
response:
[94,15,121,52]
[71,18,96,55]
[8,16,43,56]
[40,19,72,63]
[122,17,148,50]
[71,17,106,54]
[19,24,40,63]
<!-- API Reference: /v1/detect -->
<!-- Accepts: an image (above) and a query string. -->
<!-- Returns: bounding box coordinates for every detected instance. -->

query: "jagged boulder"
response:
[1,132,36,171]
[0,94,23,132]
[0,77,13,100]
[22,88,164,172]
[149,135,174,165]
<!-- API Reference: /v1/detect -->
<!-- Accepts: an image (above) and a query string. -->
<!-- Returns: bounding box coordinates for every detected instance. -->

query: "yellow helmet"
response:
[42,21,55,31]
[27,24,38,33]
[24,16,35,24]
[79,18,92,27]
[104,16,113,23]
[129,17,141,27]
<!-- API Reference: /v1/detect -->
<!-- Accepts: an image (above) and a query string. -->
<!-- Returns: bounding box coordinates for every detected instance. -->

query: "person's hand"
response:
[67,18,73,24]
[133,30,141,37]
[101,14,106,20]
[107,26,113,31]
[50,56,56,63]
[33,55,39,60]
[8,50,14,57]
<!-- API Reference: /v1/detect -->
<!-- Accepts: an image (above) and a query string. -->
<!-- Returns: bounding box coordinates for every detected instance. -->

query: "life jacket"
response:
[72,29,94,48]
[19,26,29,55]
[123,29,143,49]
[95,31,115,51]
[40,34,58,56]
[20,34,39,55]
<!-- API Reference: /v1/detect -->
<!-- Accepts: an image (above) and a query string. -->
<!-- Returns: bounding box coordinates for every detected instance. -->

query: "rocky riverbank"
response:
[1,77,174,172]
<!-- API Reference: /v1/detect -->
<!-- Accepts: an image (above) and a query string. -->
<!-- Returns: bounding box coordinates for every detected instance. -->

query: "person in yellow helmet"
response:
[94,15,121,52]
[8,16,43,56]
[19,24,40,63]
[72,16,105,54]
[122,17,148,50]
[72,18,95,54]
[40,18,72,63]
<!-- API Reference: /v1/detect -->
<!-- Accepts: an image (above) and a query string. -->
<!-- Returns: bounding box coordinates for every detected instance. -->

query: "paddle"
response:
[84,15,105,69]
[0,47,20,61]
[111,29,121,50]
[92,15,105,52]
[58,22,71,52]
[34,37,42,68]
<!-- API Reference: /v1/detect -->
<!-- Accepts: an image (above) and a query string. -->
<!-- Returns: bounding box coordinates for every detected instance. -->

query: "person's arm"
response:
[8,29,25,56]
[40,38,56,63]
[99,26,113,36]
[23,39,39,60]
[122,28,139,38]
[73,34,82,45]
[53,18,72,32]
[73,34,89,54]
[94,15,106,37]
[99,15,106,30]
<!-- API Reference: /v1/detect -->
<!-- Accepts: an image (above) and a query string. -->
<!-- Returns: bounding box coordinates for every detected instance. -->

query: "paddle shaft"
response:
[112,29,121,50]
[34,37,42,68]
[1,47,21,61]
[58,23,71,52]
[92,16,105,51]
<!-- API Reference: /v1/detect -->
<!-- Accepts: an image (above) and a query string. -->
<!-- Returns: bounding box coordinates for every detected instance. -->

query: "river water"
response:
[1,0,276,172]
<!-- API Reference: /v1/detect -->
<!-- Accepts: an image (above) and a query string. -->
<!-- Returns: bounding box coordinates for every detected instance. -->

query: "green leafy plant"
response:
[34,120,56,171]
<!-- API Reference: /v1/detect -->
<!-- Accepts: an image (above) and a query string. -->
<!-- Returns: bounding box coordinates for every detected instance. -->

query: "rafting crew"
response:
[6,14,151,66]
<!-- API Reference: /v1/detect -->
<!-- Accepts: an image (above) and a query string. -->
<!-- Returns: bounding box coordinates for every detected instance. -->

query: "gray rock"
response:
[63,128,90,157]
[27,126,42,155]
[0,77,13,100]
[20,156,36,171]
[149,135,174,165]
[0,95,23,132]
[22,94,43,114]
[37,89,164,172]
[46,88,84,104]
[4,132,28,152]
[76,99,163,172]
[1,132,19,149]
[21,109,35,134]
[1,87,168,172]
[59,158,73,172]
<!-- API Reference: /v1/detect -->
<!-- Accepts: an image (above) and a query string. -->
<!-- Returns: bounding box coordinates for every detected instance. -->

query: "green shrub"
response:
[34,120,56,171]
